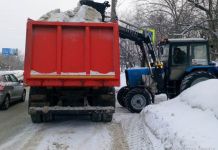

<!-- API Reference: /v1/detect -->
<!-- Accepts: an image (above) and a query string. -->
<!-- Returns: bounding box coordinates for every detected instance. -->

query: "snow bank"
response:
[141,79,218,150]
[180,79,218,119]
[39,5,101,22]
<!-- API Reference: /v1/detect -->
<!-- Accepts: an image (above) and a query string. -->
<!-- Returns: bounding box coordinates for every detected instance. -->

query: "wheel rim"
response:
[131,94,147,110]
[5,97,9,108]
[191,77,209,86]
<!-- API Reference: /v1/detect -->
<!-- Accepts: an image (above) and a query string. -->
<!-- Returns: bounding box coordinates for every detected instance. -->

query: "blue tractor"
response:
[118,35,218,113]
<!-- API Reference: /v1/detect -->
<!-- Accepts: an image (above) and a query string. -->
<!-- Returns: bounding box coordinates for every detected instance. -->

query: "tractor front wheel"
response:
[124,88,151,113]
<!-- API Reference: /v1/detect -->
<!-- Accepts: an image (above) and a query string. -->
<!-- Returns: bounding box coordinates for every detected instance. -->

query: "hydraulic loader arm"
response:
[119,24,158,70]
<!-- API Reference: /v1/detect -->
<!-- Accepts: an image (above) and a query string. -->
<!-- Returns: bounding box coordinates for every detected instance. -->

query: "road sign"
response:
[147,29,156,44]
[2,48,18,56]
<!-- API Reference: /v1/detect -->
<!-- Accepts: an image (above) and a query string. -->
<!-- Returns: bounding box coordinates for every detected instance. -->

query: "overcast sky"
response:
[0,0,132,55]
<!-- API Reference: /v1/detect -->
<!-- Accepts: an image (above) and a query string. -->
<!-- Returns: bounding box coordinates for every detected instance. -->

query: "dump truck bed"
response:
[24,20,120,87]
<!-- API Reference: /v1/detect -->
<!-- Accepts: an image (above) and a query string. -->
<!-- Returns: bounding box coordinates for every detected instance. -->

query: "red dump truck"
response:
[24,19,120,123]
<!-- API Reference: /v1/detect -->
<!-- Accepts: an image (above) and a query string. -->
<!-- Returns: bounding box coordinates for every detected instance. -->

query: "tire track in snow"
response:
[108,123,129,150]
[114,107,164,150]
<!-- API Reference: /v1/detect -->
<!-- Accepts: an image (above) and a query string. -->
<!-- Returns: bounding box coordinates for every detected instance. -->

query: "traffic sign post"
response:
[2,48,18,57]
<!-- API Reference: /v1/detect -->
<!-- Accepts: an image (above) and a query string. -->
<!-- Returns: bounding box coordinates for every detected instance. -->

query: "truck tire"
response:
[91,113,102,122]
[180,71,215,92]
[1,95,10,110]
[124,88,151,113]
[117,86,129,107]
[91,87,115,107]
[102,113,113,122]
[42,114,53,122]
[31,114,42,123]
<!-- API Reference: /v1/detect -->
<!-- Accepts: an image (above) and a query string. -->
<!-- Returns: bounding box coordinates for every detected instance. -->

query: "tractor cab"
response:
[159,38,210,81]
[159,38,210,66]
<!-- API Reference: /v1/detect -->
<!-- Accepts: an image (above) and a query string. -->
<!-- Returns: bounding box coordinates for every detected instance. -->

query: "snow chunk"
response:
[39,5,101,22]
[39,9,61,21]
[69,5,101,22]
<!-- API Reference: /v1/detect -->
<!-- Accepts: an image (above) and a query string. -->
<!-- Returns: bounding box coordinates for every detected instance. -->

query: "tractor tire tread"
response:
[180,71,215,92]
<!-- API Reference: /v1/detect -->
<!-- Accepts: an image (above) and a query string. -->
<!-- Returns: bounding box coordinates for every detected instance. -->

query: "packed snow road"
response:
[0,100,165,150]
[0,101,130,150]
[0,84,164,150]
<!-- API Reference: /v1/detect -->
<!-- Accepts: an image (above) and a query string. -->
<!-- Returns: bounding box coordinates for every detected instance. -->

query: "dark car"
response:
[0,73,26,110]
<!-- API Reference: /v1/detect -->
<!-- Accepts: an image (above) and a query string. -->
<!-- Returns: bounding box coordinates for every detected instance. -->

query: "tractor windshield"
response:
[190,44,208,65]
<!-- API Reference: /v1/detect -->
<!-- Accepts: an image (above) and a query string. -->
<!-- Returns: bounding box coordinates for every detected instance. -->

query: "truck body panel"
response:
[24,20,120,87]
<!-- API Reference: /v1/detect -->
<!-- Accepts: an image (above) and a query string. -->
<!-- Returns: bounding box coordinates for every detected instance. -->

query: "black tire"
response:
[124,88,151,113]
[117,86,129,107]
[91,87,116,107]
[91,113,102,122]
[42,113,53,122]
[102,113,113,122]
[1,95,10,110]
[31,114,42,123]
[20,90,26,102]
[180,71,216,92]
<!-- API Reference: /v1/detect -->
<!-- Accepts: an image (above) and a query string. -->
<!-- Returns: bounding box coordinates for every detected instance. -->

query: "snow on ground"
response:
[36,121,112,150]
[0,119,113,150]
[115,73,218,150]
[141,79,218,150]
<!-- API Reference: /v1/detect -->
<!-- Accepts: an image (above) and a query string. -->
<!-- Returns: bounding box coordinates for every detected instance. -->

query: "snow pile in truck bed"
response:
[39,5,101,22]
[141,79,218,149]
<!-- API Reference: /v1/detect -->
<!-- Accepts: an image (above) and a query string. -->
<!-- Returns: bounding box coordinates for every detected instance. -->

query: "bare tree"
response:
[0,53,24,70]
[136,0,198,40]
[187,0,218,60]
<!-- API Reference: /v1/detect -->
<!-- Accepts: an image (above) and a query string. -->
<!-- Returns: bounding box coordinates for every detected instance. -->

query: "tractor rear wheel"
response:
[124,88,151,113]
[180,71,215,92]
[117,86,129,107]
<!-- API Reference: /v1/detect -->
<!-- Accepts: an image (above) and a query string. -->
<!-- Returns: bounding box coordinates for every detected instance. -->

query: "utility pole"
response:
[111,0,117,21]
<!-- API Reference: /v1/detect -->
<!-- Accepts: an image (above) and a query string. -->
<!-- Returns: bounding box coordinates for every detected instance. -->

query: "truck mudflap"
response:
[29,106,115,115]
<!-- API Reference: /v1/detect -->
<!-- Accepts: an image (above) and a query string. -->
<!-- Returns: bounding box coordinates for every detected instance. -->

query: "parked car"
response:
[0,73,26,110]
